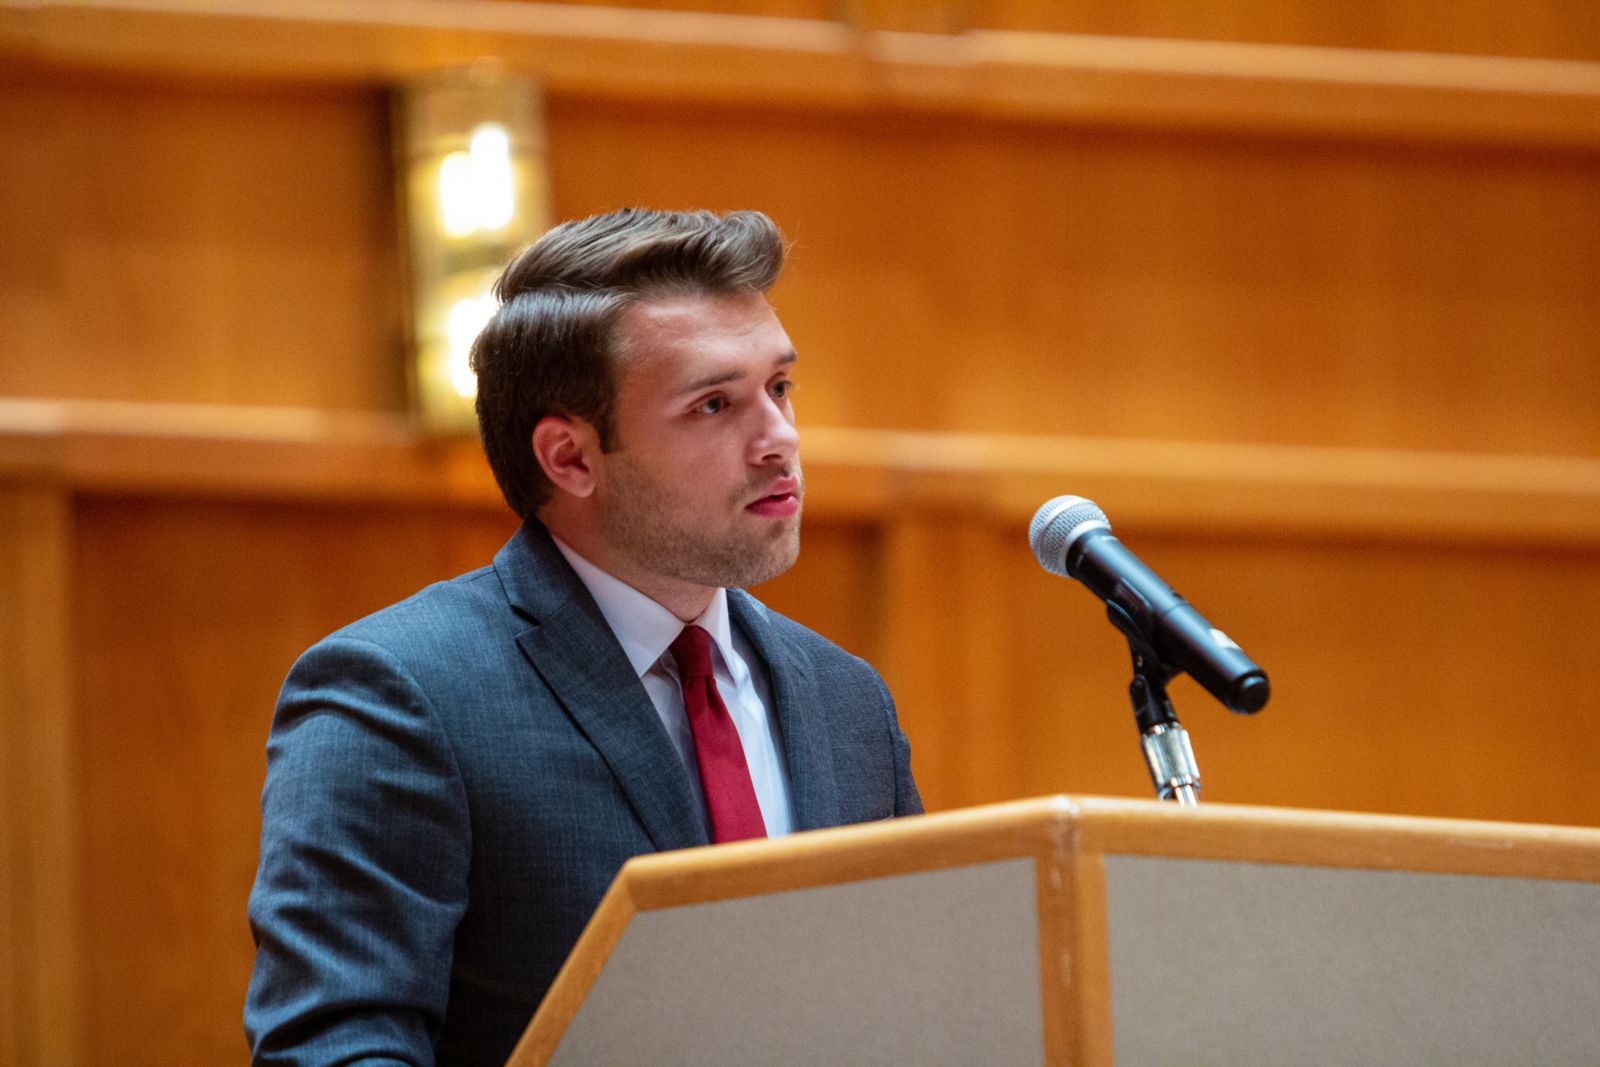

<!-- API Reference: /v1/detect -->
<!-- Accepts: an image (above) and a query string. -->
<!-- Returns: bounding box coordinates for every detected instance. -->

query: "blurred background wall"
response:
[2,1,1599,1062]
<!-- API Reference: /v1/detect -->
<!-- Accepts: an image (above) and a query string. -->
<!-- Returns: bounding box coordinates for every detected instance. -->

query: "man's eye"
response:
[694,396,726,415]
[771,380,795,400]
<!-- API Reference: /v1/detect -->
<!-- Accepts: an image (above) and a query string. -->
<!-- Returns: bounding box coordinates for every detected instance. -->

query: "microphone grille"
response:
[1029,496,1110,576]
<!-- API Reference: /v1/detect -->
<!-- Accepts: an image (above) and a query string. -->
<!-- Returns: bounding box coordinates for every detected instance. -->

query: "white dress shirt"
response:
[552,537,795,839]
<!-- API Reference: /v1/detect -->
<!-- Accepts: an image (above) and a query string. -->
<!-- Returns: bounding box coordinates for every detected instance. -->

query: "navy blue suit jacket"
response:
[245,521,921,1065]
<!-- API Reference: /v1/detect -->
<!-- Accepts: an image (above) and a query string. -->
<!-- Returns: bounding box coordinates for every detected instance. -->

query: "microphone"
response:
[1029,496,1269,714]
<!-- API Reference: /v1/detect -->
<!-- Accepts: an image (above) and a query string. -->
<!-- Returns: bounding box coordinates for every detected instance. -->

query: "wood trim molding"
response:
[1068,795,1600,881]
[4,0,1600,149]
[0,399,502,507]
[802,426,1600,547]
[3,398,1598,547]
[0,488,82,1067]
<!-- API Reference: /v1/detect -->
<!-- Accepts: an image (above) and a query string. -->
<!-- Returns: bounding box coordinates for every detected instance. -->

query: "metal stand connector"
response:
[1140,722,1200,806]
[1117,605,1203,806]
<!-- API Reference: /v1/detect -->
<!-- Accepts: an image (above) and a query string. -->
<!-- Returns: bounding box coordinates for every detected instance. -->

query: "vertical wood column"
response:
[879,500,1022,812]
[0,488,82,1066]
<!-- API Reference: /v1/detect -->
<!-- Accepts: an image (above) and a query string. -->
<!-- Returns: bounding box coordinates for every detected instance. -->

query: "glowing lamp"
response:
[396,64,550,434]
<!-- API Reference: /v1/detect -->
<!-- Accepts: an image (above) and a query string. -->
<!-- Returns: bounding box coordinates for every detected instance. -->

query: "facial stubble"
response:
[597,452,802,591]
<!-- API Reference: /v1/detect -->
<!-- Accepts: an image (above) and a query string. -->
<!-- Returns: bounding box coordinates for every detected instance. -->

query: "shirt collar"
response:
[551,535,739,681]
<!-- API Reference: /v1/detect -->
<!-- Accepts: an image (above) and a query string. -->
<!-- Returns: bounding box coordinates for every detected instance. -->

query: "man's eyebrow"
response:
[676,350,797,396]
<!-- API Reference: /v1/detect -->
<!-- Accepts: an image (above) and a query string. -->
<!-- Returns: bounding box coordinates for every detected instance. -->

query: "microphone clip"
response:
[1110,601,1202,806]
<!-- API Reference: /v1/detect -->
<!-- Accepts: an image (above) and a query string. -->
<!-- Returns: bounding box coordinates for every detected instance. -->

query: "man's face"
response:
[591,290,802,596]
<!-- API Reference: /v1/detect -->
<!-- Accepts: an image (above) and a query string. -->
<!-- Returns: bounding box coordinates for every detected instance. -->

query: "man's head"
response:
[472,208,802,610]
[473,208,786,515]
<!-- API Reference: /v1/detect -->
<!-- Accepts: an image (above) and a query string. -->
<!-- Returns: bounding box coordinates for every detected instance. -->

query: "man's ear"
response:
[531,415,601,499]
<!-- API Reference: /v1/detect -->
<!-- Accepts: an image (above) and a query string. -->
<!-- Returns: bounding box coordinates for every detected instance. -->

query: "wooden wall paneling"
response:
[804,426,1600,550]
[551,0,837,18]
[0,1,872,104]
[69,496,515,1066]
[970,0,1600,62]
[1007,526,1600,827]
[543,98,1600,456]
[6,3,1600,149]
[0,400,508,509]
[0,75,402,410]
[0,76,62,404]
[0,488,83,1067]
[0,503,18,1067]
[3,68,1592,462]
[464,0,1600,63]
[13,0,1600,65]
[6,78,1595,459]
[546,0,1600,59]
[876,500,1023,812]
[878,510,957,811]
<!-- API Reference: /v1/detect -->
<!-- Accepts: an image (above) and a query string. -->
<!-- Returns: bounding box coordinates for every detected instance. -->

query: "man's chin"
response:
[730,527,801,589]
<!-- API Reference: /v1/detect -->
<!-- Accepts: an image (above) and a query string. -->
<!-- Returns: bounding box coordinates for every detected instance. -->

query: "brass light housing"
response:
[396,63,550,434]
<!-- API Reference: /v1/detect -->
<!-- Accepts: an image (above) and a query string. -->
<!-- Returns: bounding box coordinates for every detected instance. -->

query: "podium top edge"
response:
[615,795,1600,911]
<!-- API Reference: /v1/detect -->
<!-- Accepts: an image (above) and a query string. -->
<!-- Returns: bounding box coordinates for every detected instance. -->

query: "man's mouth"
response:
[745,477,801,519]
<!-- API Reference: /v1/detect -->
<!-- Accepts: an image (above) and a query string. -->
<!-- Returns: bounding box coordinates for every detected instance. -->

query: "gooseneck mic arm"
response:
[1029,496,1269,804]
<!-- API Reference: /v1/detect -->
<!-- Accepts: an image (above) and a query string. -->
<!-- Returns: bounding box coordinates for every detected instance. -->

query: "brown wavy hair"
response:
[471,208,786,518]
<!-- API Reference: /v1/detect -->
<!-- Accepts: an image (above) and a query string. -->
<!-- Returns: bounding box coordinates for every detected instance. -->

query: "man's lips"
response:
[746,477,801,518]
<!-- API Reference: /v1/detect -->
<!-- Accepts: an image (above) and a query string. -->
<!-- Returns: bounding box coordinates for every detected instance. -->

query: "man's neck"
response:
[541,513,716,623]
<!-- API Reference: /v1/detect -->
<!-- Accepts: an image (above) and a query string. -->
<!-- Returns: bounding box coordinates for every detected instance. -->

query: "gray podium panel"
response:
[1104,855,1600,1066]
[550,858,1042,1066]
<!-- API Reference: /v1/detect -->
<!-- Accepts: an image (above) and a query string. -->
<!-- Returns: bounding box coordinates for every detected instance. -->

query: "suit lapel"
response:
[496,523,707,852]
[729,591,841,831]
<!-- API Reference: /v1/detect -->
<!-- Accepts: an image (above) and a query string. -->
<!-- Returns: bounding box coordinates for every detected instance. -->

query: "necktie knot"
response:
[669,625,715,682]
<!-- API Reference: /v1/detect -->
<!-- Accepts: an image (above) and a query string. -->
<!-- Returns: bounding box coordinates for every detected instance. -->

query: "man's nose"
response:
[751,395,799,464]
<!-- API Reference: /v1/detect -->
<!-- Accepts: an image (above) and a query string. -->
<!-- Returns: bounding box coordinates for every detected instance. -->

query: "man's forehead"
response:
[616,292,793,375]
[620,290,776,336]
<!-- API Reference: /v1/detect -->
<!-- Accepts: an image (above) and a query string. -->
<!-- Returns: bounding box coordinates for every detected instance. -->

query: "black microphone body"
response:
[1069,528,1268,713]
[1031,497,1269,714]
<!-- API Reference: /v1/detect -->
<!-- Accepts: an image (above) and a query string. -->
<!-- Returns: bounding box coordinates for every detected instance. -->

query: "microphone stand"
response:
[1109,604,1202,806]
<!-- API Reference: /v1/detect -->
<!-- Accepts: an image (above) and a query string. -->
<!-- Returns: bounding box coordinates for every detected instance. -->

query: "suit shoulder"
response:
[313,565,508,660]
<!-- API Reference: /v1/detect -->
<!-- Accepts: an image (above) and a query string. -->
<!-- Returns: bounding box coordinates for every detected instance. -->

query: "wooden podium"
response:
[507,796,1600,1065]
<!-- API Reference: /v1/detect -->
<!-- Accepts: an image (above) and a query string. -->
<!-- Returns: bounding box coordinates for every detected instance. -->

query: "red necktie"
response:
[668,625,767,843]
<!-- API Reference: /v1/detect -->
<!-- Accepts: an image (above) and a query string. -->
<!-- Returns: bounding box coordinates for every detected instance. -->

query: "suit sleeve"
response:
[245,636,470,1066]
[874,671,924,816]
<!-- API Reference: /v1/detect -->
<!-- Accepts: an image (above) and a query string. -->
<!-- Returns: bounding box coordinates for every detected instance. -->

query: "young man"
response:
[244,209,922,1066]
